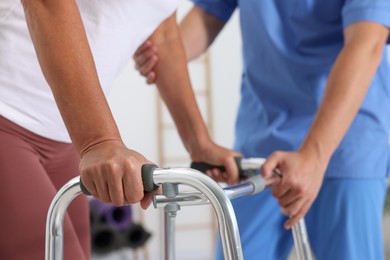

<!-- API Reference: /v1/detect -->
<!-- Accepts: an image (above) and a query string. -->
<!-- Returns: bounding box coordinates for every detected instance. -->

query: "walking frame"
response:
[45,165,314,260]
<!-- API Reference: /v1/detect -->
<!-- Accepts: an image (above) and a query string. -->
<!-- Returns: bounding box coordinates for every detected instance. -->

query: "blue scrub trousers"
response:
[215,178,387,260]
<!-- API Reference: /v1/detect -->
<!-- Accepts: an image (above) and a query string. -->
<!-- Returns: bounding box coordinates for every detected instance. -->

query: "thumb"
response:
[261,152,282,178]
[140,192,153,209]
[224,155,240,184]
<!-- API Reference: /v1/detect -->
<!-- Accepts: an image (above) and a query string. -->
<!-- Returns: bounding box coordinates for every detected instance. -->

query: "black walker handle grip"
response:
[190,162,226,173]
[190,157,257,179]
[141,164,159,192]
[80,180,92,196]
[79,164,160,195]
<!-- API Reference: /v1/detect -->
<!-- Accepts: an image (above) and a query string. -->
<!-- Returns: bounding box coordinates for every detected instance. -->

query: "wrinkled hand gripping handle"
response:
[80,164,160,195]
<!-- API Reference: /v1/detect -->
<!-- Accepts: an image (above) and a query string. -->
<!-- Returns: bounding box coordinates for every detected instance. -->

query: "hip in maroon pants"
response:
[0,116,90,260]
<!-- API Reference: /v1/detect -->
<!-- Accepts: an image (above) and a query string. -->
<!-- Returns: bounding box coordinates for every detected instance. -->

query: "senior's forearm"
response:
[22,0,121,155]
[300,22,390,162]
[179,6,225,61]
[151,13,212,154]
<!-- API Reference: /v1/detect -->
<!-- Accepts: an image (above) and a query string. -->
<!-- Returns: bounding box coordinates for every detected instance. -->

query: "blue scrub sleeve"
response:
[191,0,238,23]
[342,0,390,43]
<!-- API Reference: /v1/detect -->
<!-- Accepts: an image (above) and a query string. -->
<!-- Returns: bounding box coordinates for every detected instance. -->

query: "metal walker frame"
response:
[45,167,314,260]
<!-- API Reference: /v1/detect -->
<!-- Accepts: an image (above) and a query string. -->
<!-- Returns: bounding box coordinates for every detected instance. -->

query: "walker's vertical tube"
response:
[292,219,313,260]
[151,168,243,260]
[164,211,176,260]
[45,176,82,260]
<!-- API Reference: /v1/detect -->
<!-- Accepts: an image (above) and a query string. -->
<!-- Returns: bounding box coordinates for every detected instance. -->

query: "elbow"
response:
[344,22,389,63]
[366,36,388,65]
[21,0,45,10]
[367,30,389,62]
[150,14,180,46]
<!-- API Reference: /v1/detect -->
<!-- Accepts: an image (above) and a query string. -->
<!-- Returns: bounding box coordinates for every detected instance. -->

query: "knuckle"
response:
[272,151,283,158]
[290,207,298,217]
[281,207,289,216]
[124,160,137,173]
[103,165,121,179]
[296,184,305,195]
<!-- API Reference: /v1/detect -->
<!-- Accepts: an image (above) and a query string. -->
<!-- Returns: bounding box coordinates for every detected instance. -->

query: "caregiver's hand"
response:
[262,149,328,229]
[134,40,158,84]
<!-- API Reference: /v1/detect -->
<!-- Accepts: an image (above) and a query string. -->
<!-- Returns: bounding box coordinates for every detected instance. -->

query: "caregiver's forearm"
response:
[300,22,390,162]
[151,13,213,154]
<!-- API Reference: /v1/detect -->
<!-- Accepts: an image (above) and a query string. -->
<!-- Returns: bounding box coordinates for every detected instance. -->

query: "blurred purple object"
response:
[90,198,133,231]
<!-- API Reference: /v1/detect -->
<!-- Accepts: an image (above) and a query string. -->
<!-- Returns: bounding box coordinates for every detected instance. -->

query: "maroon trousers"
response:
[0,116,90,260]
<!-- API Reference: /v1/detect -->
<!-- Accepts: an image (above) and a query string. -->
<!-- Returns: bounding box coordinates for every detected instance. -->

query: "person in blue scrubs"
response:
[134,1,390,259]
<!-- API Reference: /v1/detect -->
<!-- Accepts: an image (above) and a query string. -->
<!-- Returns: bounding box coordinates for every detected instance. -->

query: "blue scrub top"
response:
[192,0,390,178]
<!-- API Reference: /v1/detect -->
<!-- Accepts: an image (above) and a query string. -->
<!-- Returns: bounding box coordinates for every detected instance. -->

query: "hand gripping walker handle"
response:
[79,164,160,195]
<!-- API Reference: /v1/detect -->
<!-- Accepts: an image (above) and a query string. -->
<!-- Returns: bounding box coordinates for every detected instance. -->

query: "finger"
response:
[140,192,154,209]
[264,176,281,187]
[280,195,306,217]
[271,178,290,198]
[86,164,111,202]
[146,72,156,85]
[223,155,240,185]
[94,179,111,204]
[134,40,152,57]
[137,56,158,77]
[80,173,98,197]
[277,189,297,207]
[107,174,125,206]
[134,46,158,67]
[261,152,282,178]
[208,168,225,183]
[284,199,311,229]
[123,164,143,204]
[277,174,307,202]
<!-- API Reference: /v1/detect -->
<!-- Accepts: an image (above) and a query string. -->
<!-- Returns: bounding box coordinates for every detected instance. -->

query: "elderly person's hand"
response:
[189,139,242,185]
[80,139,155,209]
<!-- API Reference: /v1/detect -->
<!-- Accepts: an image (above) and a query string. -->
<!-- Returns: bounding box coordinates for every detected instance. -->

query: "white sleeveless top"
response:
[0,0,178,142]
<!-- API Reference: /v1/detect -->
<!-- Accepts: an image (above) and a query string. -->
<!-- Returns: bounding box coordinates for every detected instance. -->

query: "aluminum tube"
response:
[154,176,312,260]
[292,219,314,260]
[152,168,243,260]
[154,180,257,208]
[164,212,176,260]
[154,193,209,207]
[45,176,82,260]
[223,182,255,200]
